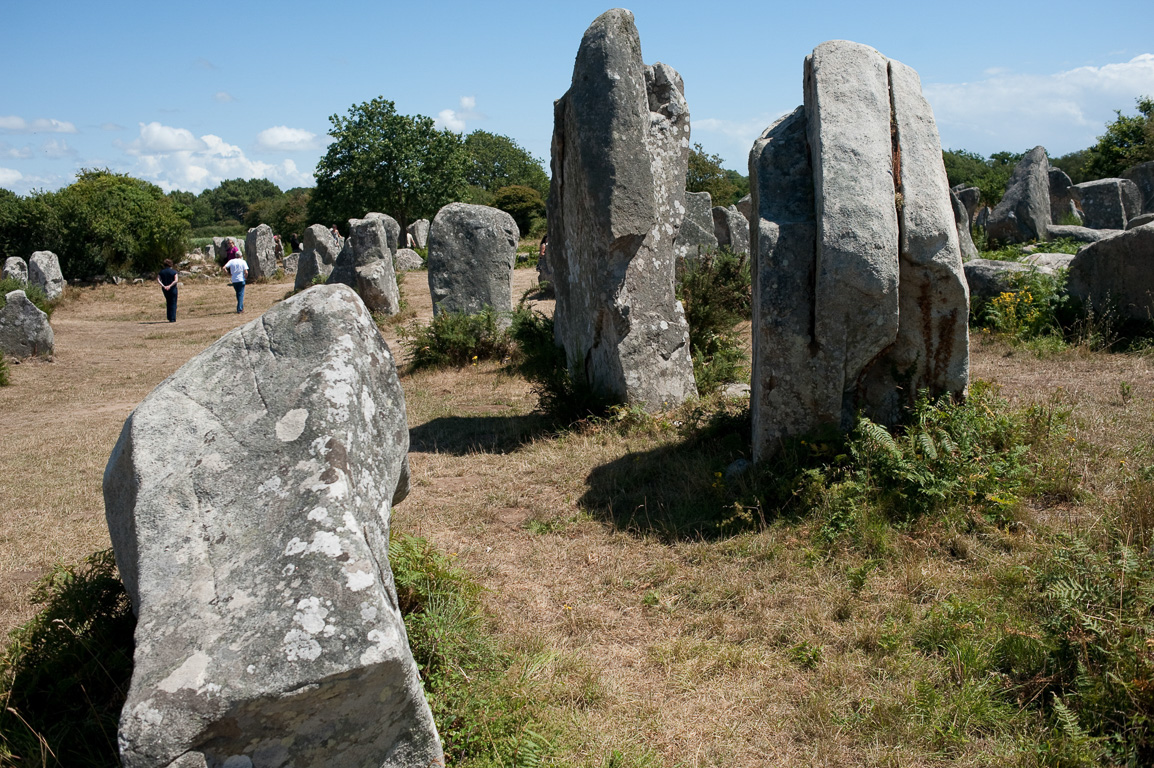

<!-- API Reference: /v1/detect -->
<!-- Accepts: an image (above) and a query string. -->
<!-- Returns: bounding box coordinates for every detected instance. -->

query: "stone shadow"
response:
[408,413,553,456]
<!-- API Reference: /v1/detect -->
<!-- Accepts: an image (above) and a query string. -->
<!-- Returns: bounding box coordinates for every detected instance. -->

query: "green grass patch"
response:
[402,307,515,370]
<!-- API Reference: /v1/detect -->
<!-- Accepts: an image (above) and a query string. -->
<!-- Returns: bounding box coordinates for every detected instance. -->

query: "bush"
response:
[976,269,1070,342]
[507,302,615,423]
[675,248,751,394]
[0,550,135,766]
[402,307,514,370]
[491,185,545,237]
[0,277,54,318]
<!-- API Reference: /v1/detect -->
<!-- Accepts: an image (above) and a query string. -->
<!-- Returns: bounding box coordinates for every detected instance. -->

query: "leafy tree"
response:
[198,177,282,226]
[1085,96,1154,179]
[491,185,544,236]
[247,187,312,239]
[310,97,466,234]
[0,190,62,265]
[462,130,549,199]
[941,149,1023,206]
[50,169,189,276]
[687,143,746,207]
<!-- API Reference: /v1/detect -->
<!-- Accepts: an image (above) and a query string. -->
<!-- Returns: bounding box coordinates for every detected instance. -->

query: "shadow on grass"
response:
[578,408,757,541]
[409,413,554,456]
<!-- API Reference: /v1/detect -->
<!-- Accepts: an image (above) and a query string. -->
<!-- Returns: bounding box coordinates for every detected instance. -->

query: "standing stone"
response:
[712,205,750,254]
[735,194,753,220]
[750,41,968,462]
[327,217,401,315]
[674,191,718,259]
[282,252,299,275]
[244,224,277,280]
[213,237,243,262]
[3,256,28,284]
[407,219,430,249]
[987,147,1051,245]
[1049,167,1084,225]
[364,212,401,256]
[974,205,991,232]
[548,9,697,410]
[0,290,53,358]
[1123,161,1154,214]
[1076,178,1140,230]
[427,202,517,317]
[28,251,65,301]
[1067,224,1154,320]
[294,224,341,291]
[953,185,981,224]
[951,189,979,261]
[964,259,1056,303]
[104,285,441,768]
[393,249,424,272]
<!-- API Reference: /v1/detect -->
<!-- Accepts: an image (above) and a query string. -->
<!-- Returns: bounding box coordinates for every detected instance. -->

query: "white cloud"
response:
[129,122,206,154]
[126,124,312,192]
[0,116,78,135]
[925,53,1154,155]
[693,111,795,170]
[214,91,235,103]
[41,139,77,159]
[435,96,485,134]
[0,142,32,159]
[0,168,23,187]
[255,126,320,152]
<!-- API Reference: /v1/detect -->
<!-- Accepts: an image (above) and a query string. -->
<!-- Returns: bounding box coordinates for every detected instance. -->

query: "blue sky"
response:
[2,0,1151,196]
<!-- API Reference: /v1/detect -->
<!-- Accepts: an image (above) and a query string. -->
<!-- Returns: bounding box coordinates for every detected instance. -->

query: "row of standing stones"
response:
[31,7,1144,767]
[0,251,62,359]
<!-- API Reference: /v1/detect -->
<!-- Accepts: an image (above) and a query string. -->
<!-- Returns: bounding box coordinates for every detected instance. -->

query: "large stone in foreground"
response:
[427,202,518,317]
[293,224,341,291]
[1067,224,1154,320]
[750,41,968,462]
[548,9,697,410]
[0,290,53,358]
[987,147,1051,245]
[104,285,441,768]
[28,250,65,301]
[245,224,277,280]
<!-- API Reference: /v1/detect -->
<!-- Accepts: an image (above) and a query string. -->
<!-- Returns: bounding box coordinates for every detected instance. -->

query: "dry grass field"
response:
[3,268,1154,765]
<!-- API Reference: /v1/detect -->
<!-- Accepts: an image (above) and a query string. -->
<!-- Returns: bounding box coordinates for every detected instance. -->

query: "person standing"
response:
[157,259,179,322]
[221,243,250,314]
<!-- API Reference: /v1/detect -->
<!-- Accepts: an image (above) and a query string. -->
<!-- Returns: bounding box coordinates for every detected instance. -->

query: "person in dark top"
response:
[157,259,179,322]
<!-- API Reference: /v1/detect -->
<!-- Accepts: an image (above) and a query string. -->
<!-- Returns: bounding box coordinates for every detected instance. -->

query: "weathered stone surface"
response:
[750,41,968,462]
[1049,167,1084,225]
[364,213,401,255]
[0,290,53,358]
[951,189,979,261]
[1067,224,1154,320]
[963,258,1056,302]
[1123,179,1143,222]
[548,9,697,410]
[427,203,517,317]
[28,251,65,301]
[974,205,990,232]
[987,146,1051,245]
[735,194,753,220]
[1077,178,1139,230]
[1129,213,1154,230]
[674,191,718,259]
[1023,252,1075,270]
[407,219,430,249]
[393,248,424,272]
[328,218,400,315]
[282,252,298,275]
[712,205,750,254]
[954,185,981,224]
[1123,161,1154,214]
[213,237,244,261]
[244,225,276,280]
[104,284,441,768]
[3,256,27,284]
[1045,223,1122,243]
[294,225,341,291]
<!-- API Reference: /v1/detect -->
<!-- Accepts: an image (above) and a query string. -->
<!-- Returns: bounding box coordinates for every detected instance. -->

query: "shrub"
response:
[491,185,545,237]
[507,302,615,423]
[675,248,751,394]
[974,269,1069,343]
[0,353,8,386]
[0,277,54,318]
[0,550,135,766]
[402,307,514,370]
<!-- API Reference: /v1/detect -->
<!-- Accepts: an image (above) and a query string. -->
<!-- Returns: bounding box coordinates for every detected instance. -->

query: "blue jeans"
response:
[232,281,245,313]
